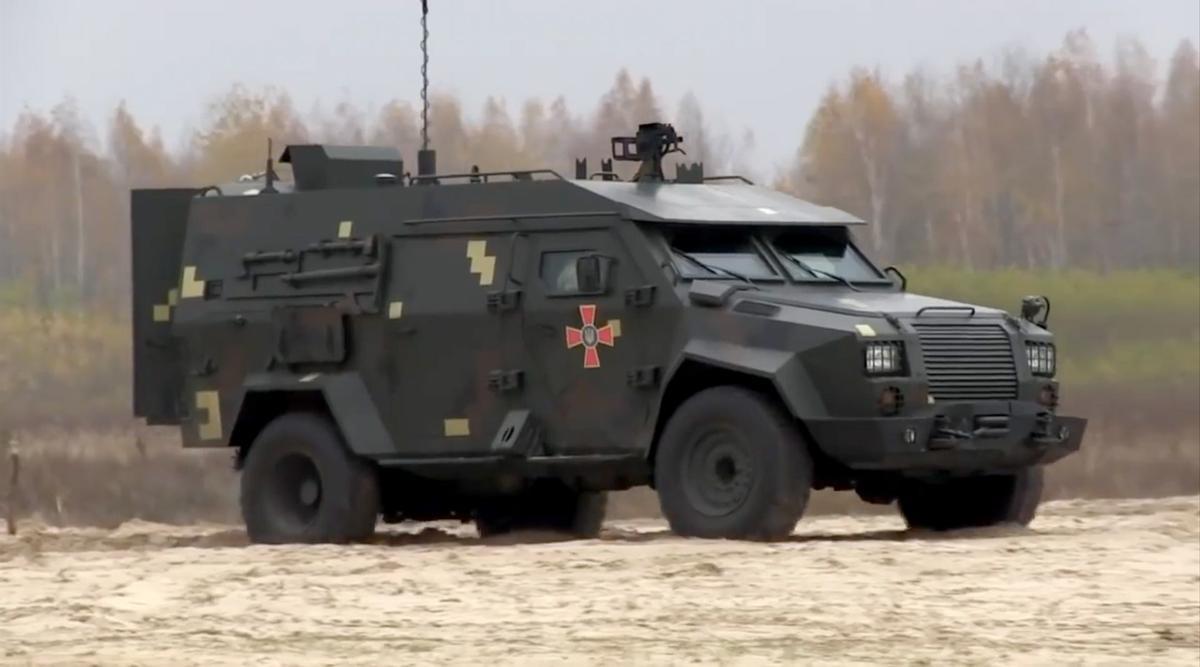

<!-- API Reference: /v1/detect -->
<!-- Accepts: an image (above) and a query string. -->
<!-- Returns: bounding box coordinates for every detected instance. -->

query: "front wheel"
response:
[654,386,813,540]
[240,413,380,544]
[898,467,1044,531]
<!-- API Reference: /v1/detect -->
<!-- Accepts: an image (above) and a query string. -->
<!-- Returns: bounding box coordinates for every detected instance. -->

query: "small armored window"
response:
[540,250,606,295]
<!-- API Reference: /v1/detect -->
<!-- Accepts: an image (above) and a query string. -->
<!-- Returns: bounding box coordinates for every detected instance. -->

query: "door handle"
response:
[533,323,558,337]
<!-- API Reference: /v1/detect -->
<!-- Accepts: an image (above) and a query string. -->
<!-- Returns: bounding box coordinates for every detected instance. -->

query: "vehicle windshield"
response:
[770,228,886,283]
[667,229,780,281]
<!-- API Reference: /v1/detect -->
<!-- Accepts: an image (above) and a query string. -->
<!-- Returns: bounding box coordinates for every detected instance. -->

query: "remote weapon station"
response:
[131,4,1083,542]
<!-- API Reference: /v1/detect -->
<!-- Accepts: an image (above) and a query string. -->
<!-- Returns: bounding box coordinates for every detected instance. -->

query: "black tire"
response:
[240,412,380,544]
[476,482,607,539]
[898,466,1044,531]
[654,386,812,540]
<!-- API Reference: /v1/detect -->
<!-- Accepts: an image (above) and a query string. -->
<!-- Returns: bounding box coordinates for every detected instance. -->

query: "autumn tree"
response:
[1161,41,1200,266]
[187,86,308,185]
[791,33,1200,270]
[790,69,900,254]
[2,38,1198,317]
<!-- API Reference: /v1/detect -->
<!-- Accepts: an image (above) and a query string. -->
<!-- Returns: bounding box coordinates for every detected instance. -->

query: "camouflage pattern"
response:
[131,128,1084,501]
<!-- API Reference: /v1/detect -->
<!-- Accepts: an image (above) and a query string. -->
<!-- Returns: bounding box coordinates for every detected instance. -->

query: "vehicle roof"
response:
[200,168,865,228]
[570,180,864,226]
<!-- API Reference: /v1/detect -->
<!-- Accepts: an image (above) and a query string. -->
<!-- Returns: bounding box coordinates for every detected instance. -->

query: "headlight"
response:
[864,341,906,376]
[1026,341,1056,377]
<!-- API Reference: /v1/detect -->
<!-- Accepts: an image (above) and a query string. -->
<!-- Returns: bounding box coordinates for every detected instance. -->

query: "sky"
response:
[2,0,1198,171]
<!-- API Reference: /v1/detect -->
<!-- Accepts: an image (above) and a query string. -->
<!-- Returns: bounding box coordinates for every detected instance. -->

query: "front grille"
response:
[913,322,1018,400]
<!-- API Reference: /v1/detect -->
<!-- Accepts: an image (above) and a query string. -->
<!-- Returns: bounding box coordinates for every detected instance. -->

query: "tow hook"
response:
[1031,412,1070,444]
[929,415,1011,449]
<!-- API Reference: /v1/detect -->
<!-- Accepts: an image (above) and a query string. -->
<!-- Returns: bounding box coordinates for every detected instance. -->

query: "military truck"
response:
[131,123,1084,543]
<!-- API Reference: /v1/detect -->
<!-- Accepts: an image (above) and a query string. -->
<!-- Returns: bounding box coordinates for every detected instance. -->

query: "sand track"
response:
[1,496,1197,665]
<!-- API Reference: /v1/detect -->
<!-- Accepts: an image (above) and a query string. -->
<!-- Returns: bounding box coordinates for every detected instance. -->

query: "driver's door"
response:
[522,226,649,454]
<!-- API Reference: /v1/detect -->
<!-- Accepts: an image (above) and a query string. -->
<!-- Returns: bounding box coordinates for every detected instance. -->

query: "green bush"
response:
[906,268,1200,386]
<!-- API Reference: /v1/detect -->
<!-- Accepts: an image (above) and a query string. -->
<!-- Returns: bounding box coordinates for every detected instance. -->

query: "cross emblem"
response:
[565,304,616,369]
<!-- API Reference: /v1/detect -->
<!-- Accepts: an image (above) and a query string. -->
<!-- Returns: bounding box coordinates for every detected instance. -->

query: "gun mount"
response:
[611,122,685,182]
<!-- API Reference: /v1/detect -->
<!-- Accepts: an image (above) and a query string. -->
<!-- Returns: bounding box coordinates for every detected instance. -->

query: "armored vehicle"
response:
[131,123,1084,543]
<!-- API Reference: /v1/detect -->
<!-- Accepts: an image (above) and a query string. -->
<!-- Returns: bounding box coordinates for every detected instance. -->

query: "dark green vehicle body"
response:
[131,133,1084,527]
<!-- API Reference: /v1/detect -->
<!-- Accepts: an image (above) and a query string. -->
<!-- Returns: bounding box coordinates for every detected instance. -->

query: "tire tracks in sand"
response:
[0,496,1196,665]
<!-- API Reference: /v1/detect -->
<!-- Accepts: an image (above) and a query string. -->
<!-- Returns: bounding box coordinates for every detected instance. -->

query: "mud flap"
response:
[131,188,198,424]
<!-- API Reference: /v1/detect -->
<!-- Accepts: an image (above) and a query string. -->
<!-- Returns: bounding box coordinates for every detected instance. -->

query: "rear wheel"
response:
[654,386,812,540]
[476,481,607,538]
[240,413,380,544]
[898,466,1044,531]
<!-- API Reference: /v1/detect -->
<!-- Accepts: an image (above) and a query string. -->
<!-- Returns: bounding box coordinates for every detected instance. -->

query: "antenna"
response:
[420,0,430,152]
[262,138,278,194]
[416,0,437,179]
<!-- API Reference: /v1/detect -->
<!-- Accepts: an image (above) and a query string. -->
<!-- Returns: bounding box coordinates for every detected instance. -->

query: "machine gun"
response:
[611,122,685,182]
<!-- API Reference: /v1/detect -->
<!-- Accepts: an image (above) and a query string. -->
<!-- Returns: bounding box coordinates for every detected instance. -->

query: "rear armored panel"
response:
[131,188,197,423]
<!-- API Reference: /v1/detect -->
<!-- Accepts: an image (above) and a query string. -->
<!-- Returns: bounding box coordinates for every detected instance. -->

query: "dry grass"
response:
[2,270,1195,526]
[4,428,238,528]
[6,411,1196,528]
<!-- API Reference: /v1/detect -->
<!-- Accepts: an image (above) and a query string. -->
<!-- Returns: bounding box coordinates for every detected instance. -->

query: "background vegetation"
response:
[0,270,1193,429]
[2,31,1197,310]
[0,30,1196,524]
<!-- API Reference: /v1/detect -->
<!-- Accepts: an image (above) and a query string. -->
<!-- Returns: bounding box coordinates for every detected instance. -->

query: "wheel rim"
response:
[681,425,755,518]
[267,452,323,530]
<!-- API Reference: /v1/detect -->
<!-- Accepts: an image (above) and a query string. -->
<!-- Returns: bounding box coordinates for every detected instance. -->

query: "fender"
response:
[230,371,396,456]
[644,339,828,451]
[678,339,825,417]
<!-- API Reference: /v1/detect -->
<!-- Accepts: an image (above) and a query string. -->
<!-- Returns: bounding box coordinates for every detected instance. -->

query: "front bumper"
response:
[805,401,1086,474]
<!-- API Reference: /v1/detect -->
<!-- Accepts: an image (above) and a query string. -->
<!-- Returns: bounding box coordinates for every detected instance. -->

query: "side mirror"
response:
[1021,295,1051,328]
[884,265,907,291]
[576,254,612,294]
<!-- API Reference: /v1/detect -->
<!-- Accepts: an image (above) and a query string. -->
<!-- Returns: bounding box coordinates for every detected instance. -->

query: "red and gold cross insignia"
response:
[565,304,616,369]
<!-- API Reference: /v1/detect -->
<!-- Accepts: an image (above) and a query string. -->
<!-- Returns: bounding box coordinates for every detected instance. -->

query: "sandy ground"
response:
[0,497,1196,666]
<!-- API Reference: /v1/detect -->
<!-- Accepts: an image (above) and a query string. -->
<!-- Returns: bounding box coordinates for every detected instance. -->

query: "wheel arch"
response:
[230,372,397,463]
[648,344,822,468]
[229,390,330,465]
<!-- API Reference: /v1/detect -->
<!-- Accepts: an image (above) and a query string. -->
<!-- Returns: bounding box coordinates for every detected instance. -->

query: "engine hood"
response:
[749,288,1007,319]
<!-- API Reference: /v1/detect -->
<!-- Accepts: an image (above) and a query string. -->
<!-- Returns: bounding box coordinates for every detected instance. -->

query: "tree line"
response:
[783,32,1199,270]
[0,31,1196,311]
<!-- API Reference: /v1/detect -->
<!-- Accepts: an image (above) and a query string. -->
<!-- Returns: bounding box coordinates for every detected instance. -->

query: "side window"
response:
[540,250,606,296]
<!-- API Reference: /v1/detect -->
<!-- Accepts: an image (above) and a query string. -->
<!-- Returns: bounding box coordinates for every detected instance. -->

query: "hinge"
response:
[487,369,524,393]
[626,365,661,388]
[486,289,522,312]
[624,285,656,307]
